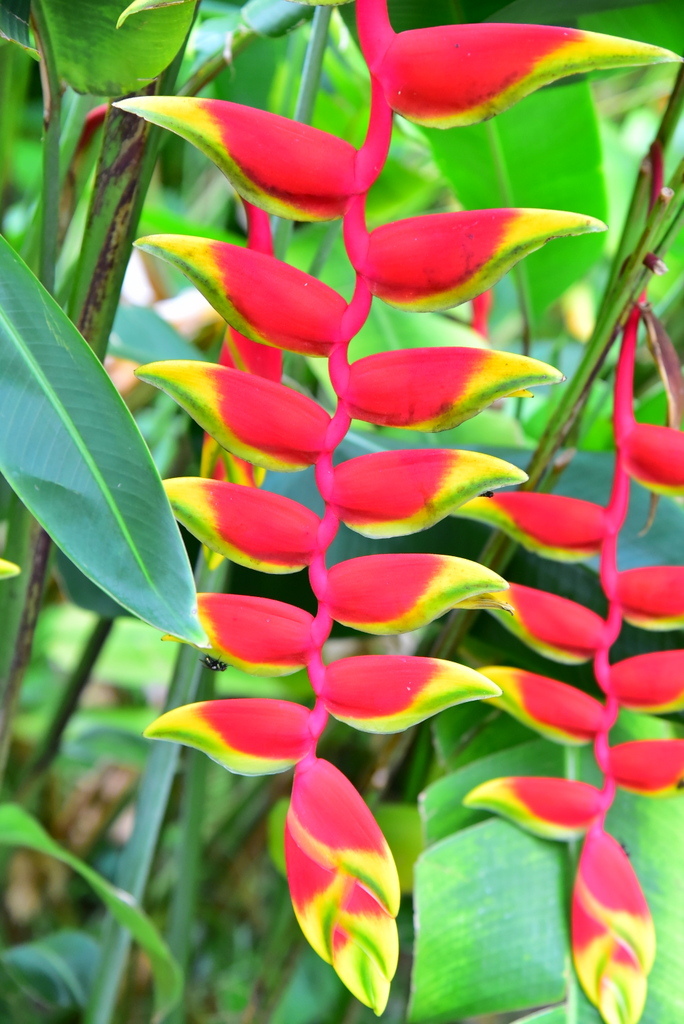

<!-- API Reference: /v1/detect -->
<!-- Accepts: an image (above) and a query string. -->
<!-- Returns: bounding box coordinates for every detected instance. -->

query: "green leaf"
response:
[1,931,99,1009]
[110,305,203,364]
[0,236,205,644]
[0,0,37,53]
[41,0,197,95]
[0,804,182,1019]
[425,80,607,328]
[410,819,568,1022]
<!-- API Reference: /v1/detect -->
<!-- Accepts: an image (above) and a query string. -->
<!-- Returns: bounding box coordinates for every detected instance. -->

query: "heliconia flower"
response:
[345,347,563,431]
[361,209,605,312]
[331,449,526,538]
[144,698,312,775]
[572,830,655,1024]
[135,235,347,357]
[609,740,684,797]
[479,666,604,744]
[136,360,330,472]
[286,758,400,1014]
[178,593,313,676]
[609,650,684,713]
[114,97,358,221]
[0,558,20,579]
[372,24,679,129]
[454,492,605,562]
[617,566,684,630]
[490,583,605,664]
[326,553,510,634]
[321,655,501,732]
[463,776,602,840]
[163,478,319,574]
[622,422,684,496]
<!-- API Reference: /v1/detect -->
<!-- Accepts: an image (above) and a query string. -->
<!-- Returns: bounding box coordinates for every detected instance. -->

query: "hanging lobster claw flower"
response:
[463,776,602,840]
[115,97,358,221]
[610,650,684,713]
[136,236,347,357]
[326,553,510,634]
[617,566,684,630]
[321,655,500,733]
[455,492,605,562]
[144,698,312,775]
[332,449,526,538]
[480,666,604,745]
[622,423,684,496]
[345,347,563,431]
[609,740,684,797]
[572,830,655,1024]
[286,758,400,1014]
[164,478,319,574]
[175,593,313,676]
[136,361,330,472]
[490,583,605,664]
[361,209,605,312]
[372,24,679,129]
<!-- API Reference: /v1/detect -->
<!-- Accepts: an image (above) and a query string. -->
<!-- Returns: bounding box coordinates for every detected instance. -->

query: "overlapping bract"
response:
[286,760,400,1014]
[489,582,605,664]
[572,831,655,1024]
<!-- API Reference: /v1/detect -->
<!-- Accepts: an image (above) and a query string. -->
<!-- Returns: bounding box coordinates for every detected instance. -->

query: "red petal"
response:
[610,650,684,713]
[609,740,684,796]
[482,666,604,744]
[623,422,684,496]
[345,347,562,431]
[494,583,605,663]
[617,566,684,630]
[195,593,312,676]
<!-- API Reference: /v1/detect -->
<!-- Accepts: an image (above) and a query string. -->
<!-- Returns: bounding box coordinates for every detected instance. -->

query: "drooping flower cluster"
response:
[461,261,684,1020]
[118,1,678,1013]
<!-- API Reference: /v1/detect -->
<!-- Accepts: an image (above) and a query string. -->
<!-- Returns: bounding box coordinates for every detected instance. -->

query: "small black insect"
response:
[619,840,630,858]
[200,655,228,672]
[479,491,495,498]
[677,777,684,791]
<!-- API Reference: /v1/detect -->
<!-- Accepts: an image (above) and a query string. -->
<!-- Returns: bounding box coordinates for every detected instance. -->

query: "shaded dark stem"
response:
[20,616,114,789]
[0,527,51,787]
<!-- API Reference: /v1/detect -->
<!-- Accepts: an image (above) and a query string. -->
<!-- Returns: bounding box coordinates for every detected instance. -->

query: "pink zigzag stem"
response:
[299,0,394,771]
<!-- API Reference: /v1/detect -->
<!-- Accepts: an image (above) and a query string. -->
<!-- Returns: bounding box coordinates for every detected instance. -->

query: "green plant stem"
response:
[163,672,214,1024]
[68,40,189,359]
[0,522,51,788]
[272,6,333,259]
[31,0,61,296]
[19,616,114,790]
[84,555,229,1024]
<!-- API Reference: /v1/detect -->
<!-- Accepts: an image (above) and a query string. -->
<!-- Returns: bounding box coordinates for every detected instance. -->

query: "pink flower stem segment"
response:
[300,10,394,768]
[592,304,641,826]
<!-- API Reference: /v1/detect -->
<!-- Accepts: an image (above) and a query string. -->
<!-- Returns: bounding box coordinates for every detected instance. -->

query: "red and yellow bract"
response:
[609,740,684,797]
[480,666,604,744]
[609,650,684,713]
[489,582,605,663]
[464,776,602,840]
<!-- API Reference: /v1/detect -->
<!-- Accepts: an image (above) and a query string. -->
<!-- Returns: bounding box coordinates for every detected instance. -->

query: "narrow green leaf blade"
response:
[0,236,205,644]
[0,804,182,1019]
